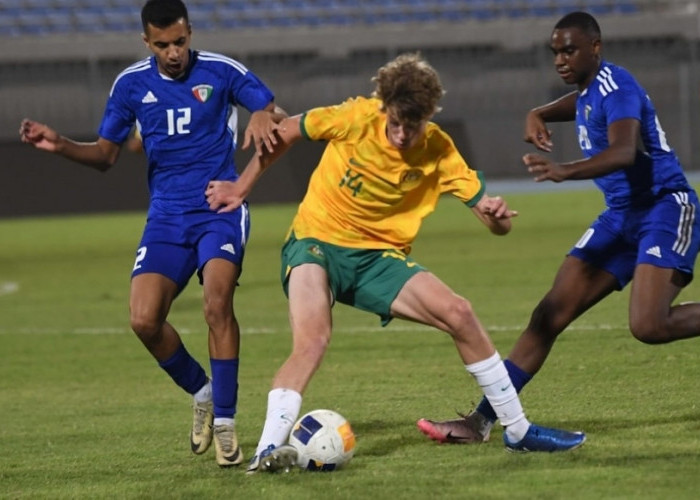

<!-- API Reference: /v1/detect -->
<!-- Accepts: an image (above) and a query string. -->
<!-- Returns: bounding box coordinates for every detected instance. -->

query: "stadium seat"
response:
[0,0,648,37]
[45,11,74,34]
[16,10,50,35]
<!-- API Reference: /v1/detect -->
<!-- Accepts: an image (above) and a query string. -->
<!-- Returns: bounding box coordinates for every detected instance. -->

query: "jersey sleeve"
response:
[229,67,275,112]
[433,130,485,207]
[601,70,643,124]
[98,78,136,144]
[301,97,370,142]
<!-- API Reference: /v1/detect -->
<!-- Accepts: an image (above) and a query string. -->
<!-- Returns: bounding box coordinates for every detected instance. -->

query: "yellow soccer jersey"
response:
[290,96,485,253]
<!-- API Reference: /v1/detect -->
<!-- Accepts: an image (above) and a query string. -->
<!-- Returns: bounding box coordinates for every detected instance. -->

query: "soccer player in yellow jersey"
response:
[206,53,586,472]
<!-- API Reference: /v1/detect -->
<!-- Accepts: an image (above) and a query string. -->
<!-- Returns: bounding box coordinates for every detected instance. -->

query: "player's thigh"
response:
[352,248,425,325]
[195,212,249,283]
[287,263,333,343]
[629,264,683,323]
[545,256,619,315]
[200,258,239,305]
[390,271,464,328]
[129,272,180,325]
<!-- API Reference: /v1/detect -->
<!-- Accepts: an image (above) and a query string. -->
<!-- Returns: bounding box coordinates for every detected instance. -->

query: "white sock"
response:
[214,417,234,427]
[465,352,530,442]
[255,388,303,456]
[193,378,212,403]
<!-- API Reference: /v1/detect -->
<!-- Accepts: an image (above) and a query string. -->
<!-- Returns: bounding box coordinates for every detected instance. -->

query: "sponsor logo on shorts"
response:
[645,246,662,258]
[220,243,236,255]
[308,244,324,259]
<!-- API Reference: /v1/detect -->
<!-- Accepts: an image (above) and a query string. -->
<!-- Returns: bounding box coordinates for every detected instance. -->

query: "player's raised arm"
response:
[206,114,303,213]
[19,118,120,172]
[523,91,578,152]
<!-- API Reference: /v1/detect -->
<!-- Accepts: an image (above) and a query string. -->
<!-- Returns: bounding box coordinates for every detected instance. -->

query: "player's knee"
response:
[446,296,477,330]
[129,312,162,342]
[629,315,668,344]
[202,295,232,329]
[528,298,569,338]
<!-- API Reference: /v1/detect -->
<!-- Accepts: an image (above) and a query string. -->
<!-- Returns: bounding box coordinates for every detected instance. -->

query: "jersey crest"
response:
[192,84,213,103]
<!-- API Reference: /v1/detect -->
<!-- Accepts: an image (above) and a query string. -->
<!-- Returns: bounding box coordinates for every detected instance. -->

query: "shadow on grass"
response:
[350,411,700,463]
[562,411,700,434]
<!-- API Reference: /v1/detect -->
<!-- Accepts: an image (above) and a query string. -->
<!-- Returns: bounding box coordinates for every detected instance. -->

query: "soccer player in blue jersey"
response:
[19,0,285,467]
[418,11,700,444]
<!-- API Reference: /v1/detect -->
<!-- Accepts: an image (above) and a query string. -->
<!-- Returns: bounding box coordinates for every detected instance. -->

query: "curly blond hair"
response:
[371,52,444,125]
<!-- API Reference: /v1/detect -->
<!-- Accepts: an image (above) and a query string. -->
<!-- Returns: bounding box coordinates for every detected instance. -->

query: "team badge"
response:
[308,244,325,259]
[401,169,422,183]
[400,168,423,190]
[192,84,213,103]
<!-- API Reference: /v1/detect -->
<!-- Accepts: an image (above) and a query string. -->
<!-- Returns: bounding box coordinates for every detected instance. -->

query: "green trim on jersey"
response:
[299,112,311,140]
[464,170,486,208]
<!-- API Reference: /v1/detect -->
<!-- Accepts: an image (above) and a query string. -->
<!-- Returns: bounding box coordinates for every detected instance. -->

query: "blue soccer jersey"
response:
[576,60,691,208]
[98,50,274,216]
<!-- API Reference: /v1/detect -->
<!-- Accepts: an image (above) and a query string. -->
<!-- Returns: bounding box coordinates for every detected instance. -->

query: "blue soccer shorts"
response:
[131,203,250,290]
[569,190,700,289]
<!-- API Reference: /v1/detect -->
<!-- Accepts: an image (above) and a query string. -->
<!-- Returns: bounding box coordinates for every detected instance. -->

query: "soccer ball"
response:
[288,409,356,471]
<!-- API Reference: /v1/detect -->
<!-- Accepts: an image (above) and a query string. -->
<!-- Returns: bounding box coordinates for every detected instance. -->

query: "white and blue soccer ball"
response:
[288,409,356,471]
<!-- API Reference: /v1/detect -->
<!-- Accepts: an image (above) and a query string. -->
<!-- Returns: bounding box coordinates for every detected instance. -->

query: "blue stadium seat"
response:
[73,9,104,33]
[0,0,25,9]
[0,0,647,37]
[0,10,21,37]
[45,11,74,34]
[104,9,140,32]
[528,0,557,17]
[613,1,639,13]
[188,4,217,30]
[16,10,50,36]
[22,0,54,8]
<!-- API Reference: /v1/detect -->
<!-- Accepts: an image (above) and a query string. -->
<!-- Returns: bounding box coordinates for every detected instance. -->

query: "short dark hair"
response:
[554,11,601,40]
[141,0,189,32]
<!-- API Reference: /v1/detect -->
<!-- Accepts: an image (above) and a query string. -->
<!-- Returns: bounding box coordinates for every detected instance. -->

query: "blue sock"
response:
[211,358,239,419]
[158,343,208,395]
[476,359,532,422]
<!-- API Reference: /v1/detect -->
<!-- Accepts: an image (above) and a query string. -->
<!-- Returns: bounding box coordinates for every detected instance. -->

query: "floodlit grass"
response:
[1,188,699,499]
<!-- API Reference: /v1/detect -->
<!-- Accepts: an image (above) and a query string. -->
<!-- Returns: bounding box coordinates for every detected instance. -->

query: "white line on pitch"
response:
[0,282,19,296]
[0,323,625,335]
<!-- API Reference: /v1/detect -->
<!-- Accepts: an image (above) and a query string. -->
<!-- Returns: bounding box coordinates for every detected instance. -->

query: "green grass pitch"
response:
[1,187,699,499]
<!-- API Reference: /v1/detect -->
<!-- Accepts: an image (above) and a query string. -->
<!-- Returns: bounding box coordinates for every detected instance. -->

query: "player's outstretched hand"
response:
[206,180,246,213]
[523,111,553,152]
[473,194,518,236]
[19,119,60,152]
[479,194,518,220]
[242,109,281,157]
[523,153,567,182]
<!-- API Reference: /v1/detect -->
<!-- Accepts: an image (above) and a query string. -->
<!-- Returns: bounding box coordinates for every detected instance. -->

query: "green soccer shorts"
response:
[281,233,426,325]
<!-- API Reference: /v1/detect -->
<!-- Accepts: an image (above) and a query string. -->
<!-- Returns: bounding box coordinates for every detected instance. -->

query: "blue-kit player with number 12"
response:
[19,0,286,468]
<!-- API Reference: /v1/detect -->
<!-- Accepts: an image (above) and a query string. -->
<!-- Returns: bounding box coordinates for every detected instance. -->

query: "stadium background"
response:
[2,0,700,217]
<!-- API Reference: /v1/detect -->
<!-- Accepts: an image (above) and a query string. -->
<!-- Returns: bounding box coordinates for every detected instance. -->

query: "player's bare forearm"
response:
[207,115,302,213]
[206,152,274,212]
[19,119,117,171]
[531,91,577,122]
[524,92,577,152]
[472,195,518,235]
[524,119,639,182]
